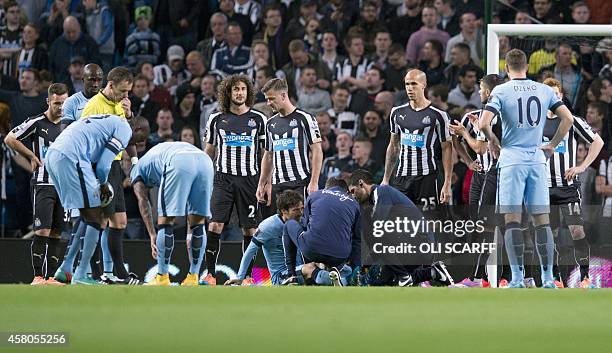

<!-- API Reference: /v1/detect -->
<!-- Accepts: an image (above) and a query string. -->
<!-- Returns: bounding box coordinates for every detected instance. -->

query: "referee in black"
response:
[382,69,453,209]
[257,78,323,215]
[203,74,268,285]
[5,83,69,285]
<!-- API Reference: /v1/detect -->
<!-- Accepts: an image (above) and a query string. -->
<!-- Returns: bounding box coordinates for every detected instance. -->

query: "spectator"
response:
[527,39,559,77]
[328,84,360,136]
[130,74,160,129]
[434,0,460,37]
[320,31,345,74]
[349,1,386,55]
[444,42,482,89]
[0,63,18,91]
[173,83,199,134]
[152,0,201,54]
[428,84,450,111]
[16,23,48,78]
[196,12,227,69]
[569,1,591,24]
[359,109,389,163]
[303,18,322,56]
[283,39,332,96]
[348,136,383,183]
[364,66,386,103]
[533,0,561,24]
[494,0,529,24]
[210,23,253,76]
[405,5,450,66]
[370,29,392,69]
[447,65,481,109]
[253,4,288,70]
[316,110,337,158]
[297,65,332,115]
[218,0,254,46]
[319,131,353,188]
[197,73,218,137]
[444,12,482,66]
[0,1,24,77]
[63,56,84,95]
[587,101,609,149]
[20,0,46,24]
[386,0,422,47]
[149,108,177,147]
[179,124,200,149]
[454,0,484,19]
[82,0,115,72]
[48,16,100,83]
[335,34,372,92]
[384,43,410,92]
[285,0,320,41]
[418,39,447,87]
[254,65,273,103]
[38,0,72,46]
[539,44,586,110]
[136,61,173,110]
[234,0,261,29]
[247,39,280,80]
[319,0,358,43]
[373,91,394,125]
[124,5,161,68]
[498,35,511,77]
[153,45,191,96]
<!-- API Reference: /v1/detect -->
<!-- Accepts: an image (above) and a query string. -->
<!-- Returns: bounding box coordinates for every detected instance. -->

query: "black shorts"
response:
[549,186,583,229]
[32,185,65,231]
[393,174,439,210]
[210,173,259,228]
[478,167,500,225]
[102,160,126,216]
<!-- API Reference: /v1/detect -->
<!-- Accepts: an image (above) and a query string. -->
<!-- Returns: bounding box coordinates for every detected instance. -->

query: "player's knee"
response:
[109,212,127,229]
[35,229,51,237]
[568,225,586,240]
[242,227,256,236]
[532,214,549,227]
[208,222,224,233]
[504,214,521,225]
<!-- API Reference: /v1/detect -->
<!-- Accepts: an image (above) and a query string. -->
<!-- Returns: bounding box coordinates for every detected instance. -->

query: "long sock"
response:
[474,231,493,280]
[189,225,206,274]
[31,235,48,277]
[243,235,254,276]
[205,230,221,278]
[108,228,129,278]
[282,232,298,277]
[90,240,102,280]
[504,222,525,283]
[535,224,555,283]
[573,237,590,280]
[46,237,62,278]
[74,223,101,280]
[101,228,113,275]
[156,225,174,275]
[60,219,84,273]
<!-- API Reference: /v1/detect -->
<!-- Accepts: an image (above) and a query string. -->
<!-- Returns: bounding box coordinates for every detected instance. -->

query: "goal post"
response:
[484,24,612,287]
[486,24,612,75]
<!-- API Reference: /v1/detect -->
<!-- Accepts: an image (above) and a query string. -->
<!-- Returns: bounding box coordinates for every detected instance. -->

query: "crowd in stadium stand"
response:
[0,0,610,241]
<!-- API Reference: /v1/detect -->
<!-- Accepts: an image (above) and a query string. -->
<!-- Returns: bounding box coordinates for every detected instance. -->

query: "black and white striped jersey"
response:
[10,113,61,185]
[389,103,450,176]
[599,156,612,217]
[335,56,373,82]
[460,109,502,173]
[205,109,267,176]
[543,115,595,188]
[264,108,322,184]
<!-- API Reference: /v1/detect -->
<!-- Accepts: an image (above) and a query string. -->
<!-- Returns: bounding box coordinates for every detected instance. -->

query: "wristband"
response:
[131,157,139,165]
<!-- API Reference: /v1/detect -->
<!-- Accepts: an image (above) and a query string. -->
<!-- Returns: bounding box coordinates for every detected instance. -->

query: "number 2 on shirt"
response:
[516,96,541,128]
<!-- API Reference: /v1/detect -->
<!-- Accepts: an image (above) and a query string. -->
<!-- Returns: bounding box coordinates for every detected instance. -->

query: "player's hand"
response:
[565,165,586,181]
[224,278,243,286]
[257,183,272,206]
[539,144,555,159]
[30,156,42,172]
[488,140,501,159]
[307,181,318,196]
[439,182,452,204]
[448,121,466,136]
[150,234,158,259]
[468,160,482,172]
[121,98,132,118]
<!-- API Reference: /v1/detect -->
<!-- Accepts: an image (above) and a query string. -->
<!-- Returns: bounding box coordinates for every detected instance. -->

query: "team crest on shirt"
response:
[421,116,430,125]
[289,119,298,127]
[398,114,405,120]
[248,119,256,127]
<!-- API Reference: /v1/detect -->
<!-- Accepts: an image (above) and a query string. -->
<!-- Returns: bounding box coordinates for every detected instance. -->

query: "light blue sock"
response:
[189,225,206,275]
[535,224,555,283]
[59,220,85,273]
[101,228,113,273]
[504,223,525,283]
[74,223,101,279]
[156,225,174,275]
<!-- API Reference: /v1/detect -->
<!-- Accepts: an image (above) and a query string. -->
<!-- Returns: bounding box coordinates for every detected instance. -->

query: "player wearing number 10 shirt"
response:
[479,49,574,289]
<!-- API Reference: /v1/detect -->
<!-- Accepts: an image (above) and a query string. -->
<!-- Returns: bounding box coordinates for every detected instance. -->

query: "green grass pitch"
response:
[1,286,611,353]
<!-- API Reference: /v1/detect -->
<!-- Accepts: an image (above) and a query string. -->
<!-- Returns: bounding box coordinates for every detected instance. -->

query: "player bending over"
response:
[130,142,214,286]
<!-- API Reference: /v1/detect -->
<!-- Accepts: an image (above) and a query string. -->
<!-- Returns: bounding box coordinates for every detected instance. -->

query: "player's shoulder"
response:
[208,111,224,122]
[390,102,411,115]
[293,108,315,121]
[427,104,450,119]
[249,108,268,122]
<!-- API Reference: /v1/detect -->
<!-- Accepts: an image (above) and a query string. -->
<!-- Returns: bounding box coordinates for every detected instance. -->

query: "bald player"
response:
[382,69,453,210]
